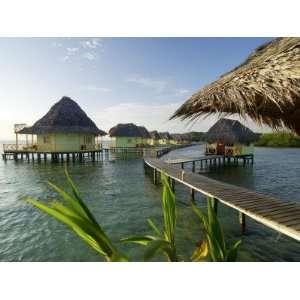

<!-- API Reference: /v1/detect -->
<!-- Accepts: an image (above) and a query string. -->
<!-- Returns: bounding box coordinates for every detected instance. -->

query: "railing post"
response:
[239,212,246,234]
[190,188,195,202]
[171,178,175,192]
[153,168,158,185]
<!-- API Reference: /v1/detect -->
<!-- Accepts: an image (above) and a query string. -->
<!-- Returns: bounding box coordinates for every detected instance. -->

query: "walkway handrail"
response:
[144,158,300,242]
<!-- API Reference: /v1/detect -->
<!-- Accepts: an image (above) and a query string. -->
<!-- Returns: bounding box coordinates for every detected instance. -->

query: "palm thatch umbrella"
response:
[171,38,300,135]
[205,118,258,144]
[19,96,106,135]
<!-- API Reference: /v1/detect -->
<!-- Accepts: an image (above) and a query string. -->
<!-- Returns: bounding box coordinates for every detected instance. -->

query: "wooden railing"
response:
[3,143,102,152]
[3,144,37,152]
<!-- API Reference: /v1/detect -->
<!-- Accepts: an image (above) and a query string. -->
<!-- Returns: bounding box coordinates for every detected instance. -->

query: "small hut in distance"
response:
[17,96,106,152]
[158,132,172,145]
[138,126,151,146]
[109,123,149,148]
[204,118,257,156]
[149,130,160,146]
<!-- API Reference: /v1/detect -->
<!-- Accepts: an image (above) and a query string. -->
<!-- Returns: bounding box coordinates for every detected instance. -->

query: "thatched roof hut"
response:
[170,133,183,141]
[138,126,151,139]
[171,38,300,135]
[19,96,106,135]
[205,118,257,144]
[109,123,143,137]
[150,130,161,140]
[159,132,172,140]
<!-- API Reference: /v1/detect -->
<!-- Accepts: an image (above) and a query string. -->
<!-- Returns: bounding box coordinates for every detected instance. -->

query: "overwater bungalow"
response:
[170,133,186,145]
[109,123,146,148]
[204,118,257,156]
[138,126,151,146]
[158,132,172,145]
[8,96,106,153]
[149,130,160,146]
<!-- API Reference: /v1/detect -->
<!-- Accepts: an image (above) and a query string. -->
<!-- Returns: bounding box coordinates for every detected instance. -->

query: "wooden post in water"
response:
[239,212,246,234]
[153,168,158,185]
[192,161,195,173]
[190,188,195,202]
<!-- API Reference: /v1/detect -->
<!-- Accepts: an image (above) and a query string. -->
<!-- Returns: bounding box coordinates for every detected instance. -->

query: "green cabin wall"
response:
[115,137,139,148]
[36,133,95,152]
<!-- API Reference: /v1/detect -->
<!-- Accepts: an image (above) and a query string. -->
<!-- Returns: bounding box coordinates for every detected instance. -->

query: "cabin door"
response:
[216,143,225,155]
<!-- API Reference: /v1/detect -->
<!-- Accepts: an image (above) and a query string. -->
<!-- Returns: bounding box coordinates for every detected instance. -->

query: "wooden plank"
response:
[144,158,300,242]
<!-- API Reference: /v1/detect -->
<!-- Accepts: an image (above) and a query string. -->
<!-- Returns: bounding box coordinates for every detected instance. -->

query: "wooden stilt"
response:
[190,188,195,202]
[239,212,246,234]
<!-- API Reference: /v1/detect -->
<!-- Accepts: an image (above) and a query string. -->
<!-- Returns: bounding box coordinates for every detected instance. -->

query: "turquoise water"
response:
[0,145,300,261]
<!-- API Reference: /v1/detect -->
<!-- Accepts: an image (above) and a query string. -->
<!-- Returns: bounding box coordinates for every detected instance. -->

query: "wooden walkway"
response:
[144,158,300,242]
[165,154,253,170]
[2,144,192,163]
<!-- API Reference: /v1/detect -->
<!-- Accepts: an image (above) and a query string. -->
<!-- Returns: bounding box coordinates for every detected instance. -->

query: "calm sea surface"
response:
[1,144,300,261]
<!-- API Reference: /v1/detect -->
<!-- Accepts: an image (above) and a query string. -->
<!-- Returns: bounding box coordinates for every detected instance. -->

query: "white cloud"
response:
[60,55,70,62]
[125,75,168,91]
[67,47,79,54]
[93,102,272,134]
[175,88,190,96]
[82,85,111,92]
[82,52,97,61]
[51,41,62,48]
[80,38,102,49]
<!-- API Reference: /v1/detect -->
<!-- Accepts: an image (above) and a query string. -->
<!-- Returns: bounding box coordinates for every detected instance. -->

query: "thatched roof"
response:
[109,123,143,137]
[150,130,160,139]
[159,132,172,140]
[204,118,258,144]
[138,126,151,138]
[19,96,106,135]
[170,133,184,141]
[171,38,300,135]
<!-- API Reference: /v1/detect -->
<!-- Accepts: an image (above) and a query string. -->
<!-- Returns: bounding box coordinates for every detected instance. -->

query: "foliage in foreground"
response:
[121,174,178,261]
[255,131,300,147]
[26,167,241,262]
[27,168,127,261]
[192,198,241,262]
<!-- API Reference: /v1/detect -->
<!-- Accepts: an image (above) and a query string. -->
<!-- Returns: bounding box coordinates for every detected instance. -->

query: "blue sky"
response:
[0,37,273,139]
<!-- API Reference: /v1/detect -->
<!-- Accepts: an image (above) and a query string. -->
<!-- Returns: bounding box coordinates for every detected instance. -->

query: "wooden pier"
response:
[2,149,110,163]
[165,154,254,170]
[144,158,300,242]
[2,144,192,163]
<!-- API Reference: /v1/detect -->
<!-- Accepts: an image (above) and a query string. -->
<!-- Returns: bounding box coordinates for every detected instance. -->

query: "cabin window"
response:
[84,136,93,144]
[127,139,132,143]
[43,135,51,144]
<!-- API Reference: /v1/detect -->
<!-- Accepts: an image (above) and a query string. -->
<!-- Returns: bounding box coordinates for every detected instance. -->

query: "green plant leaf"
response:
[64,167,100,226]
[27,197,108,257]
[226,240,242,262]
[121,235,156,246]
[147,219,162,237]
[143,240,170,261]
[161,173,176,244]
[191,240,208,262]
